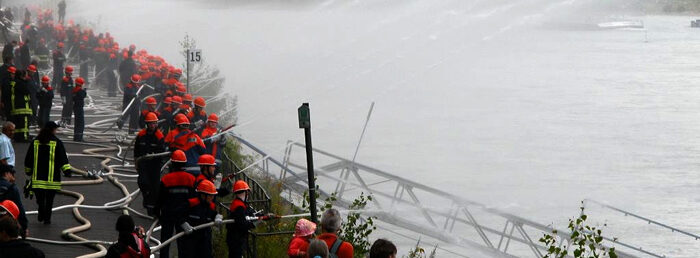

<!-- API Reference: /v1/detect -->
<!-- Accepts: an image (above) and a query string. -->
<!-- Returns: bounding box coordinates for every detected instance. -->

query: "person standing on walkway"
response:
[0,122,14,167]
[156,150,195,258]
[23,121,72,224]
[51,42,65,91]
[36,76,53,129]
[226,180,258,258]
[134,112,165,216]
[11,70,32,142]
[72,77,86,141]
[60,66,74,125]
[57,0,66,24]
[180,180,220,258]
[26,64,39,126]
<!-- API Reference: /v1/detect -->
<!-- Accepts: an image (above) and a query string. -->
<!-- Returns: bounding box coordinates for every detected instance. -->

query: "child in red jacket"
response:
[287,218,316,257]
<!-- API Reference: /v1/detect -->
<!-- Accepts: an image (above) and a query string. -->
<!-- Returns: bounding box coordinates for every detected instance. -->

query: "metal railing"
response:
[230,135,693,257]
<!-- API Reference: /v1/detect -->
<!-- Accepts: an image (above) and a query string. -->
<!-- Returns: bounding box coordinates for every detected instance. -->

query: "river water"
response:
[70,0,700,256]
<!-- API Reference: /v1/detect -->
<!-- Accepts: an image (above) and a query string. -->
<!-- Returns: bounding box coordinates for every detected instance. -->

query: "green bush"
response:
[539,203,617,258]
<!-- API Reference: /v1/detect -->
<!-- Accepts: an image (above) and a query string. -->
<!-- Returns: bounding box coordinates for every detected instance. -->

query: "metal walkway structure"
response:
[232,136,700,258]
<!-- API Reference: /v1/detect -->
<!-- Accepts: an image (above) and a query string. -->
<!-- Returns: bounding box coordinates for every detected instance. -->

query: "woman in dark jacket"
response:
[23,121,71,224]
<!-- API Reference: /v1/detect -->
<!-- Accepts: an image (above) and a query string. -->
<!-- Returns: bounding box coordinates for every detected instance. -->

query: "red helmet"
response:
[65,66,74,73]
[140,65,148,71]
[164,97,172,104]
[57,42,64,48]
[207,113,218,123]
[176,86,186,94]
[173,68,182,75]
[197,154,216,166]
[109,53,116,59]
[172,96,183,104]
[145,112,158,123]
[7,66,15,74]
[0,200,19,219]
[41,75,50,83]
[194,97,206,108]
[131,74,141,83]
[196,180,218,195]
[75,77,85,85]
[27,65,37,72]
[145,97,157,105]
[170,150,187,163]
[233,180,250,193]
[183,94,193,102]
[174,113,190,125]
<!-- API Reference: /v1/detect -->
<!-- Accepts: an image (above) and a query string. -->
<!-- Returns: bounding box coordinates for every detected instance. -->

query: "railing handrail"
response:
[584,199,700,241]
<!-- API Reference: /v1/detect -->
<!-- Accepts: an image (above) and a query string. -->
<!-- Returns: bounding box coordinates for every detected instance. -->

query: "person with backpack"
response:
[288,218,316,257]
[318,208,354,258]
[0,166,26,238]
[105,215,150,258]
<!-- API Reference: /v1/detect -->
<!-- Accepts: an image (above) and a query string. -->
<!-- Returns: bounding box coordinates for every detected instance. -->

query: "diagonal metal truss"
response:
[233,136,685,257]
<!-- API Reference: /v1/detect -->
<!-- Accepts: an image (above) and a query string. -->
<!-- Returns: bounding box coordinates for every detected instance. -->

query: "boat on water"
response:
[597,20,644,29]
[691,19,700,27]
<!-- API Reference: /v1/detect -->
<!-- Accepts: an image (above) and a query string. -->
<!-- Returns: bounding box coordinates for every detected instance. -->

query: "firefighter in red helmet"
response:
[156,150,195,258]
[134,112,165,216]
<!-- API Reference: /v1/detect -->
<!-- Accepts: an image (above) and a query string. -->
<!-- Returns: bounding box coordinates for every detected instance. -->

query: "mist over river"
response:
[64,0,700,256]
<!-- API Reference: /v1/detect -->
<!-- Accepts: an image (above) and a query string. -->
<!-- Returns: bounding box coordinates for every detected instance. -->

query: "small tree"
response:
[539,203,618,258]
[339,193,376,258]
[179,33,237,126]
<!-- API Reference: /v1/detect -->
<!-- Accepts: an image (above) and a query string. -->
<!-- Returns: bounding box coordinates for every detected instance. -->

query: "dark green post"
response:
[298,103,317,223]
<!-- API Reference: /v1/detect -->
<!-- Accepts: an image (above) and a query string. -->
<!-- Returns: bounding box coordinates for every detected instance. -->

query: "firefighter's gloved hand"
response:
[195,120,204,128]
[215,214,223,225]
[63,169,72,178]
[23,180,31,199]
[219,135,227,145]
[180,222,194,235]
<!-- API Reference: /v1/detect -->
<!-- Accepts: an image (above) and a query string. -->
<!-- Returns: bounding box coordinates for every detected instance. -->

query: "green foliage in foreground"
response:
[539,204,618,258]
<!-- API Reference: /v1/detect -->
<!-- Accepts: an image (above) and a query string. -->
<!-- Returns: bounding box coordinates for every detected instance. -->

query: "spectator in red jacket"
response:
[318,208,353,258]
[288,218,316,257]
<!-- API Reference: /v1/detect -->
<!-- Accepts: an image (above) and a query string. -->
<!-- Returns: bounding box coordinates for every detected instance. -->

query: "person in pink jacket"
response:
[288,218,316,257]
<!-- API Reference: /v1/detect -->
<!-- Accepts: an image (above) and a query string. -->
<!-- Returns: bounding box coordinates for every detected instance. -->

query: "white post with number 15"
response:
[186,49,202,92]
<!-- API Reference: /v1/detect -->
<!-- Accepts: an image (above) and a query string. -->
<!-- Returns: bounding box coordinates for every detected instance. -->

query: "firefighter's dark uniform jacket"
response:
[72,86,86,141]
[36,85,53,128]
[24,135,72,190]
[134,128,165,211]
[187,109,206,130]
[122,82,140,133]
[156,170,195,223]
[52,50,65,89]
[226,197,256,258]
[10,78,32,141]
[180,196,217,258]
[60,76,74,121]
